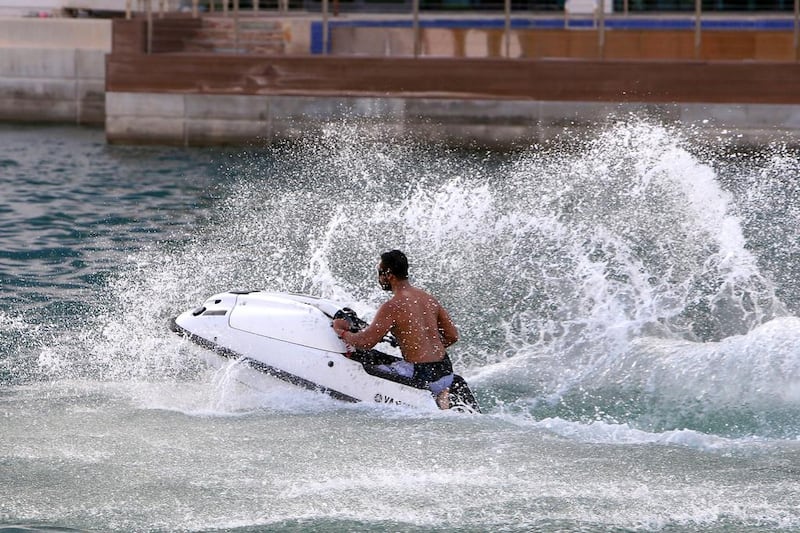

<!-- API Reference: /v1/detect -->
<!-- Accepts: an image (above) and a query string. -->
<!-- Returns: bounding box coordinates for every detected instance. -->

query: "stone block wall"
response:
[0,47,106,124]
[0,18,110,124]
[105,91,800,147]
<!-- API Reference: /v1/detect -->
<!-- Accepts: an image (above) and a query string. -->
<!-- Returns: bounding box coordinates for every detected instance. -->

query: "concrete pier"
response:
[3,14,800,145]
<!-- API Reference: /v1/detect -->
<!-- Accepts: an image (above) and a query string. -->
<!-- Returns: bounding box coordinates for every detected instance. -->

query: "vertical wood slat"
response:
[112,17,203,55]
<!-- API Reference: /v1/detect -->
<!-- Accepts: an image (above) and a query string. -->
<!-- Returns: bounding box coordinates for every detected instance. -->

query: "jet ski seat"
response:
[354,349,481,412]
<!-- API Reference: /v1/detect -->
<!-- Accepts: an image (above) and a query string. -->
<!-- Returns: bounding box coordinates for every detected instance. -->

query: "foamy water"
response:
[1,121,799,532]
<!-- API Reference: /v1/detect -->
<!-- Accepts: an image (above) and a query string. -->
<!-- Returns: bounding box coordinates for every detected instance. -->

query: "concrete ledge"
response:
[0,47,105,124]
[269,96,407,121]
[186,118,270,145]
[406,99,542,125]
[0,18,111,50]
[106,92,185,118]
[185,94,270,121]
[105,91,800,147]
[0,98,79,122]
[0,48,79,78]
[106,115,187,144]
[76,49,106,79]
[0,78,77,100]
[679,102,800,130]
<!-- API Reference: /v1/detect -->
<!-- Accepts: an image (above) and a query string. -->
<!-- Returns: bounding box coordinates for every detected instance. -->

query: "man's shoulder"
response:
[397,287,440,311]
[383,290,414,311]
[379,295,402,314]
[412,286,439,305]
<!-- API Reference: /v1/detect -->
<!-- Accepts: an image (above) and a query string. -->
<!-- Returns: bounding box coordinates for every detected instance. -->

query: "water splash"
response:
[22,118,800,439]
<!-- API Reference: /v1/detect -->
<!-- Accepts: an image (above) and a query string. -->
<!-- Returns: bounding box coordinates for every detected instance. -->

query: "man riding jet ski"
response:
[333,250,463,410]
[170,251,479,412]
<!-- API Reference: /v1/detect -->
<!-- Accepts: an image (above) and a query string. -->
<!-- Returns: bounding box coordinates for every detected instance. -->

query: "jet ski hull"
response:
[170,291,480,412]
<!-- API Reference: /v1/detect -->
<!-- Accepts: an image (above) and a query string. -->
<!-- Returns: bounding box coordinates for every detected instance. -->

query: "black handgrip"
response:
[333,307,368,332]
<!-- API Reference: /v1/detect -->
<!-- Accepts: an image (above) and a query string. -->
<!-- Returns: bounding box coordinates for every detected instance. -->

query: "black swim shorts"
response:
[413,354,453,382]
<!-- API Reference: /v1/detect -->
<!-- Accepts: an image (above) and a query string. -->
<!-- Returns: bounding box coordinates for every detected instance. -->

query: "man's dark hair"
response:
[380,249,409,279]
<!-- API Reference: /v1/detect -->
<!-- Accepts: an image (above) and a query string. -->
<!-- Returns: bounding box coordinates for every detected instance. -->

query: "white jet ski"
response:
[170,290,481,412]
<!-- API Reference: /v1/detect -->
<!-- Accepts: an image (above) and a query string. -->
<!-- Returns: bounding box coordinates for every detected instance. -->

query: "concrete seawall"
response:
[0,18,109,124]
[105,91,800,147]
[4,15,800,145]
[104,49,800,146]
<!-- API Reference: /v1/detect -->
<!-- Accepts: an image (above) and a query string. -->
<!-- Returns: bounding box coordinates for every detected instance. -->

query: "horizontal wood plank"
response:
[106,54,800,104]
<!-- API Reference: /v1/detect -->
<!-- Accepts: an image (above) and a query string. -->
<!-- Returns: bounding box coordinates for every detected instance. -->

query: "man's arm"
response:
[333,302,395,350]
[437,305,459,347]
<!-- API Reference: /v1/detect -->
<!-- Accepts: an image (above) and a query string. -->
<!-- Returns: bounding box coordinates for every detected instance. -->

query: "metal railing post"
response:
[504,0,511,58]
[234,0,240,52]
[412,0,420,58]
[694,0,702,59]
[795,0,799,60]
[598,0,605,58]
[146,0,153,54]
[322,0,329,55]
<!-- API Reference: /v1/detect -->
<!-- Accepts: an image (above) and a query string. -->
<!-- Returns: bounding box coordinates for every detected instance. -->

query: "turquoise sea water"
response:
[1,121,799,532]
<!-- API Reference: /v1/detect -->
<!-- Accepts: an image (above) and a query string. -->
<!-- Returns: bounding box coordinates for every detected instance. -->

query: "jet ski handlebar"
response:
[333,307,398,348]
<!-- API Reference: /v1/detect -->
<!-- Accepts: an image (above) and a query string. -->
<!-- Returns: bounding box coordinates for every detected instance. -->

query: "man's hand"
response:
[332,318,350,338]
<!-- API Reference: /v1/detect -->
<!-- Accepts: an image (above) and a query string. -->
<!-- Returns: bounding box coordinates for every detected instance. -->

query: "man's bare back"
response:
[381,285,457,363]
[331,250,459,409]
[332,280,458,362]
[333,252,458,363]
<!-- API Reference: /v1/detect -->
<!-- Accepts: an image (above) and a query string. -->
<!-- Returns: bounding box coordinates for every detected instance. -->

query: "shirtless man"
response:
[332,250,458,409]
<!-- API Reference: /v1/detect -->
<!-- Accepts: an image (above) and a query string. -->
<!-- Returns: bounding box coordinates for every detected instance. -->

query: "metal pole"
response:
[598,0,605,58]
[322,0,329,55]
[694,0,702,59]
[146,0,153,54]
[158,0,164,18]
[504,0,511,58]
[192,0,198,17]
[795,0,799,61]
[623,0,628,16]
[412,0,420,58]
[126,0,132,19]
[234,0,240,52]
